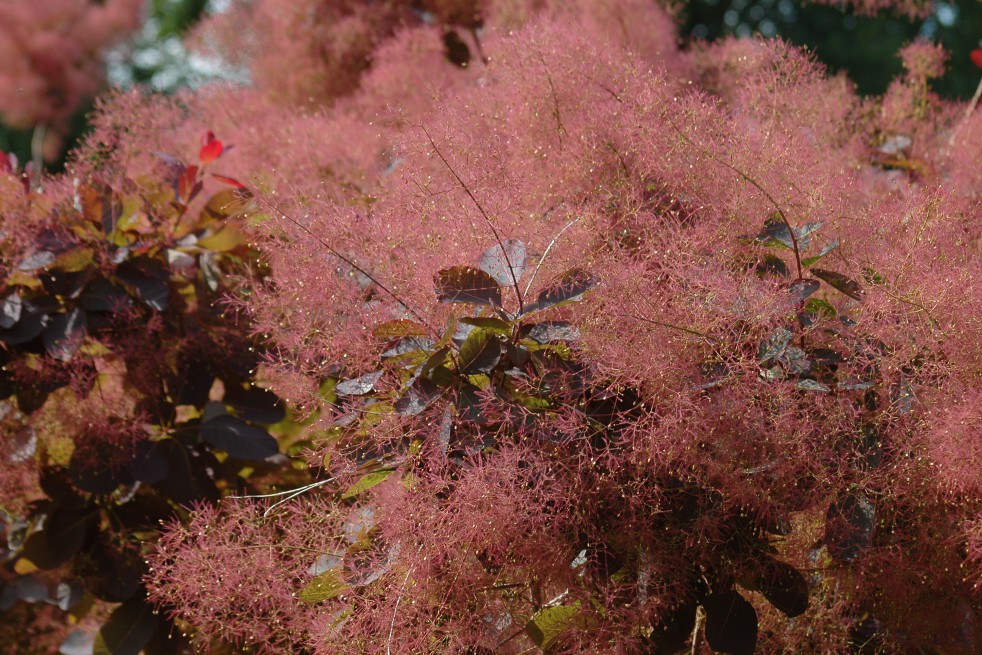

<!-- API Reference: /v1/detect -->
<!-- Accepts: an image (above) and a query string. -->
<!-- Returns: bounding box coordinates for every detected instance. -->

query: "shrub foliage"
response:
[2,1,981,654]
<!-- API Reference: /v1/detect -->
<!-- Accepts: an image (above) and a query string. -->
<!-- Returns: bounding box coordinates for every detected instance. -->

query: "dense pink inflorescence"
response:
[0,0,143,133]
[65,0,978,653]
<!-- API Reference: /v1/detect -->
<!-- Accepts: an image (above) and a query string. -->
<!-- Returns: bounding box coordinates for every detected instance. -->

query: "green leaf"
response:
[804,298,836,319]
[801,240,838,268]
[49,247,95,273]
[459,316,512,334]
[434,266,502,307]
[299,569,349,603]
[93,596,158,655]
[373,320,429,339]
[812,268,864,301]
[458,329,503,374]
[861,267,886,285]
[200,187,253,223]
[341,469,396,499]
[526,603,582,651]
[196,224,246,252]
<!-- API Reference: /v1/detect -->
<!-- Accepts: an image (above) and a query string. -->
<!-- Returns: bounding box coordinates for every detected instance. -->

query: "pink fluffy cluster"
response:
[0,0,142,132]
[28,0,976,653]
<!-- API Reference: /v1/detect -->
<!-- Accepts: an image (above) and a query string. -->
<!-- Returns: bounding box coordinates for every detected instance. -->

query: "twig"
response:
[523,211,578,297]
[386,546,421,655]
[690,605,705,655]
[420,125,526,314]
[228,478,335,517]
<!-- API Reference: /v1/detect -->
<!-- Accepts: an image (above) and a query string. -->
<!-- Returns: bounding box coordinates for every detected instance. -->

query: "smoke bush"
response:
[2,0,981,654]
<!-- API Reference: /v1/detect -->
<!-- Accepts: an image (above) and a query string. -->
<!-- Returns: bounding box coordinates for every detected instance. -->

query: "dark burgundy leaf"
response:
[788,278,820,303]
[153,440,219,505]
[528,321,581,343]
[200,415,279,460]
[336,370,384,396]
[132,440,169,484]
[43,308,87,361]
[442,30,471,67]
[80,280,133,312]
[754,558,809,618]
[702,590,758,655]
[435,266,502,307]
[458,329,502,374]
[479,238,527,286]
[523,268,596,314]
[0,299,50,345]
[812,268,864,301]
[116,261,169,311]
[394,379,441,416]
[224,382,286,424]
[755,215,793,249]
[0,293,22,328]
[21,507,94,569]
[95,595,158,655]
[825,493,875,563]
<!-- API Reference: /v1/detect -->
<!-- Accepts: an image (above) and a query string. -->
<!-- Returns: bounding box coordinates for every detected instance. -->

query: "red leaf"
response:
[971,49,982,70]
[199,131,224,164]
[178,165,199,201]
[211,174,246,189]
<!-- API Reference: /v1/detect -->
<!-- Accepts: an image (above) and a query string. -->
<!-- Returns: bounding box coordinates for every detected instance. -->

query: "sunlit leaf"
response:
[341,469,396,499]
[526,603,582,651]
[300,569,348,603]
[458,329,502,374]
[479,238,527,286]
[336,370,384,396]
[812,268,863,301]
[435,266,502,307]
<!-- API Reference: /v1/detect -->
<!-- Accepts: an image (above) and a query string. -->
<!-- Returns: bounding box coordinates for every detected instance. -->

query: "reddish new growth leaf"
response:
[199,131,224,164]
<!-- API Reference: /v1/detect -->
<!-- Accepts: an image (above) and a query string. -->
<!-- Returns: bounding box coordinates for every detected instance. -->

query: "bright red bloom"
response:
[971,48,982,69]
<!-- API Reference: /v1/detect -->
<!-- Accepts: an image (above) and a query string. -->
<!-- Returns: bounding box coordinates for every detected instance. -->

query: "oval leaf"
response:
[336,370,384,396]
[93,596,158,655]
[524,268,596,314]
[21,508,94,569]
[812,269,863,301]
[702,590,758,655]
[341,469,396,500]
[754,558,809,618]
[825,493,875,563]
[300,569,349,603]
[44,308,87,362]
[458,329,502,374]
[526,603,581,651]
[200,415,279,460]
[480,239,527,286]
[435,266,502,307]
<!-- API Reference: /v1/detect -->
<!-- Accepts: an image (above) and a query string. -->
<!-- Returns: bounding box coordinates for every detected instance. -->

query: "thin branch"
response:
[386,545,422,655]
[257,198,435,333]
[524,210,577,297]
[420,125,526,314]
